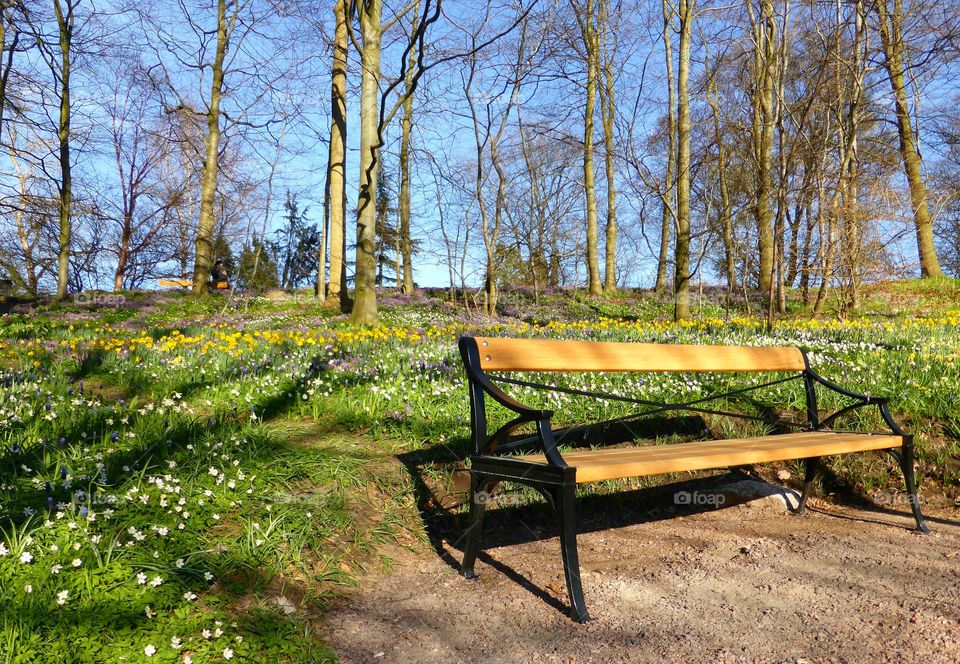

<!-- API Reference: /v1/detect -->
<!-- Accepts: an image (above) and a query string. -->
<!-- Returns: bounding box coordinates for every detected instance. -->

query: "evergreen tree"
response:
[275,192,321,289]
[236,235,279,291]
[374,175,400,287]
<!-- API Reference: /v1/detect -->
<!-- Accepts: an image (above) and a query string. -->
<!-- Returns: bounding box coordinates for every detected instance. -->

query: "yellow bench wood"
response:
[517,431,902,483]
[473,336,806,373]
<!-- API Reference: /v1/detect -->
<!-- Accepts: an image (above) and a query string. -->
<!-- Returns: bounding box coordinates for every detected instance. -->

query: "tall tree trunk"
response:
[599,0,617,293]
[874,0,942,278]
[655,0,676,293]
[54,0,73,301]
[192,0,231,296]
[673,0,693,321]
[325,0,349,309]
[750,0,775,293]
[580,0,602,296]
[398,97,414,292]
[707,57,735,290]
[397,1,419,295]
[352,0,383,325]
[773,0,790,316]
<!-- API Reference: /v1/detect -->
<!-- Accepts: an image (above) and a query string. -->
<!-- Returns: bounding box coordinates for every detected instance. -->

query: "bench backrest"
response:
[468,336,806,373]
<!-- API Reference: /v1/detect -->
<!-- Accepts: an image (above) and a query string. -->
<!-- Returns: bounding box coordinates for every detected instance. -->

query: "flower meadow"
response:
[0,290,959,661]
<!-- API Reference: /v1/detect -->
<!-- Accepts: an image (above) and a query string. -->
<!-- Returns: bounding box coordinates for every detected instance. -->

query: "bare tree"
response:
[873,0,943,277]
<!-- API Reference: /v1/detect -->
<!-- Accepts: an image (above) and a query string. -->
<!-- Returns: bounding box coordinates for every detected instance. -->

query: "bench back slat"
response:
[471,336,806,373]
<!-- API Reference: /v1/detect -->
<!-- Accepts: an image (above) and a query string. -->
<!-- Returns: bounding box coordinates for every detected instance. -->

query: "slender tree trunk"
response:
[814,168,834,314]
[773,0,791,315]
[317,196,327,298]
[673,0,693,321]
[325,0,349,308]
[192,0,231,296]
[707,60,735,291]
[352,0,383,325]
[656,0,676,293]
[54,0,73,300]
[750,0,775,293]
[9,139,39,295]
[580,0,602,296]
[799,201,813,304]
[599,0,617,293]
[874,0,942,278]
[114,214,132,292]
[398,1,419,295]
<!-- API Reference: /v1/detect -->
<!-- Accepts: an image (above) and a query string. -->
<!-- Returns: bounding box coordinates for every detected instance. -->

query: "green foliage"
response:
[237,235,280,291]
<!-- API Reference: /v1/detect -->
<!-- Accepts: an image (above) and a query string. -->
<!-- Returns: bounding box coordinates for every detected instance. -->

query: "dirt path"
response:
[324,487,960,663]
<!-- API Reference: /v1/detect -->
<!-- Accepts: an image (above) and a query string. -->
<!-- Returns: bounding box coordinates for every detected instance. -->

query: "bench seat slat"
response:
[473,337,806,373]
[515,431,902,483]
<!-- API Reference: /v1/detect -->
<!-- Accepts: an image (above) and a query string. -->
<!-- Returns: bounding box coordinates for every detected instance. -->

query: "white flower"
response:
[0,543,8,556]
[144,644,156,657]
[175,558,184,568]
[204,572,214,581]
[202,629,212,639]
[208,467,219,477]
[136,572,147,584]
[212,514,220,521]
[183,656,193,664]
[214,628,223,637]
[144,605,155,618]
[19,551,32,564]
[149,575,163,587]
[51,564,63,574]
[223,648,234,660]
[24,584,32,593]
[56,590,69,605]
[71,558,82,568]
[171,635,183,650]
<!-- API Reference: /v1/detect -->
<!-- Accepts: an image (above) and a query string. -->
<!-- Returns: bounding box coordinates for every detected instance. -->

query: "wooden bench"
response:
[457,335,928,622]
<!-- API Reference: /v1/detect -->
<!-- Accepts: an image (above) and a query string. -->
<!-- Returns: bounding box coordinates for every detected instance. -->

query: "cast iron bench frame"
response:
[457,335,928,622]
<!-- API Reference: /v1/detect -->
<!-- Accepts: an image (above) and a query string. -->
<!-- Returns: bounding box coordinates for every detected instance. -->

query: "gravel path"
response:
[324,483,960,663]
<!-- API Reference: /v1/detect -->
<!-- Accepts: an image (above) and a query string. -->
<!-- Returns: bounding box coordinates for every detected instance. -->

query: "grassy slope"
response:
[0,281,958,661]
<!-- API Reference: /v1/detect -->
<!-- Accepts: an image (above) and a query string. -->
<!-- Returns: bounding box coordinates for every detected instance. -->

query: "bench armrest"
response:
[806,368,906,436]
[460,336,559,460]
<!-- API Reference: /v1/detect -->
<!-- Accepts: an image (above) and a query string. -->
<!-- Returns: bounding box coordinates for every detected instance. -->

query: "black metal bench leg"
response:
[896,442,929,533]
[556,477,590,623]
[793,456,820,516]
[462,473,491,579]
